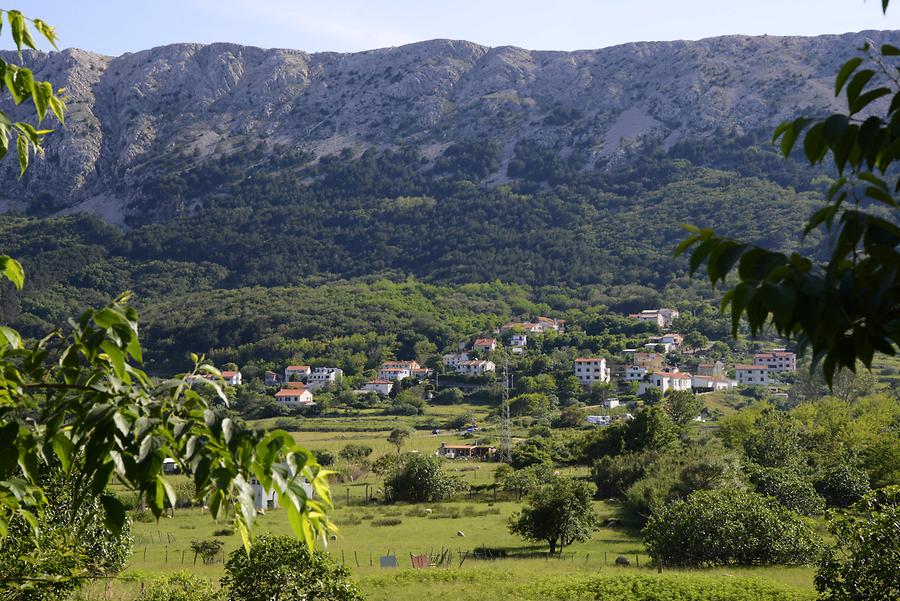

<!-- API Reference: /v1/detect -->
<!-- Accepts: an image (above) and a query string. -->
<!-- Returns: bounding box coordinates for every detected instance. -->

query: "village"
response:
[204,308,798,446]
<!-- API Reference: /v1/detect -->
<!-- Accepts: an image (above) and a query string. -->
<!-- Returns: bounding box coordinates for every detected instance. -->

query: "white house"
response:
[644,341,674,354]
[638,371,692,395]
[250,468,313,511]
[658,308,680,327]
[275,387,315,407]
[574,358,611,385]
[307,367,343,389]
[220,370,242,386]
[735,364,770,386]
[362,380,394,395]
[377,367,410,381]
[630,308,680,329]
[603,398,620,409]
[510,334,527,348]
[650,334,683,347]
[624,365,648,382]
[382,360,421,371]
[473,338,497,352]
[264,370,279,387]
[586,415,612,426]
[692,375,737,391]
[498,317,565,335]
[697,361,726,378]
[284,365,311,382]
[753,351,796,373]
[410,368,433,380]
[457,360,496,376]
[443,352,470,369]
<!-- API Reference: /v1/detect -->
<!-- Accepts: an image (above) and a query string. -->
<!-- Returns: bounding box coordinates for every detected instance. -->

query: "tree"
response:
[510,438,553,469]
[338,444,373,464]
[678,2,900,385]
[371,453,401,480]
[508,477,598,555]
[384,455,467,503]
[643,488,820,567]
[0,12,331,594]
[386,428,411,454]
[663,390,703,427]
[815,486,900,601]
[0,464,133,601]
[221,533,363,601]
[815,462,871,508]
[747,465,825,516]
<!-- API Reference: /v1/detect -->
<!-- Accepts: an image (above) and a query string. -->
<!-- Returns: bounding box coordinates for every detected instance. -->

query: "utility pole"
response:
[500,352,512,463]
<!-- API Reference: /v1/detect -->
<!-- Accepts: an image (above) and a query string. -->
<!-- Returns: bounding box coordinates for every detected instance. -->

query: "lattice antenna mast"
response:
[500,352,512,463]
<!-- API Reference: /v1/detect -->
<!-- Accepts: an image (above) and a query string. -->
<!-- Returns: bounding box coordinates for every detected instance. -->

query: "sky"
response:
[2,0,898,56]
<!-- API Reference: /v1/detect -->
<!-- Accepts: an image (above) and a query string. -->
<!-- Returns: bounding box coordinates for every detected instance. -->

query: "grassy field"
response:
[74,495,816,600]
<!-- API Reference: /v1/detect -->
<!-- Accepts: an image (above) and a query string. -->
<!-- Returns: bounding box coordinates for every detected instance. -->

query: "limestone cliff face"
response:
[0,31,896,223]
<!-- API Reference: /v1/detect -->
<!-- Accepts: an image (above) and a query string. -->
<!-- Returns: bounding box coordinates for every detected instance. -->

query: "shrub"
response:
[642,488,820,566]
[213,528,234,537]
[384,455,468,503]
[592,453,650,498]
[311,449,336,467]
[748,465,825,515]
[138,573,220,601]
[191,539,224,564]
[371,518,403,527]
[816,486,900,601]
[815,462,871,507]
[221,533,362,601]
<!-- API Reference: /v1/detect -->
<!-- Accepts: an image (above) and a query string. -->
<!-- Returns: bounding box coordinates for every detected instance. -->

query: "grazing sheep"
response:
[424,508,433,515]
[615,555,631,567]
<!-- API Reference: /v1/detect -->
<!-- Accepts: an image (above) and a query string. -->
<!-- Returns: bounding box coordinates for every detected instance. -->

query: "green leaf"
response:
[0,256,24,289]
[845,69,876,108]
[835,57,864,96]
[851,87,892,115]
[16,135,27,177]
[100,340,127,381]
[51,432,73,473]
[100,495,126,534]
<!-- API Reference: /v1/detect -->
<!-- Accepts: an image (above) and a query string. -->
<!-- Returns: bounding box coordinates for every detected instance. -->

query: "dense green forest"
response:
[0,133,826,370]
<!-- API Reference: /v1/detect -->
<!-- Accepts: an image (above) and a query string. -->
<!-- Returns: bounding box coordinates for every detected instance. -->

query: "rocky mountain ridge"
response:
[0,30,897,224]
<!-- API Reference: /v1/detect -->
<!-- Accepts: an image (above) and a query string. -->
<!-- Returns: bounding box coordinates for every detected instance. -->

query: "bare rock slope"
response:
[1,31,897,222]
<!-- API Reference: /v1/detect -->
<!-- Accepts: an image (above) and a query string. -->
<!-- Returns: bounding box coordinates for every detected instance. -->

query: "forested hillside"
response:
[3,32,888,369]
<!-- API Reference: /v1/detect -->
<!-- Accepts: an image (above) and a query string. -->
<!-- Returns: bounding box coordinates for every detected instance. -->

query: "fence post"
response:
[636,555,640,568]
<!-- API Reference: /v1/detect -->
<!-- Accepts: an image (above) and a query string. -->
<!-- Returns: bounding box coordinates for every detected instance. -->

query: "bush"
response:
[311,449,336,467]
[384,455,468,503]
[221,533,362,601]
[642,488,820,566]
[592,453,650,498]
[191,539,224,564]
[371,518,403,527]
[815,462,871,507]
[213,528,234,537]
[816,486,900,601]
[748,465,825,515]
[138,573,220,601]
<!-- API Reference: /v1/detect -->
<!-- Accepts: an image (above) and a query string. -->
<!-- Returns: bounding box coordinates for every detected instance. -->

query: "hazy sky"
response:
[3,1,898,55]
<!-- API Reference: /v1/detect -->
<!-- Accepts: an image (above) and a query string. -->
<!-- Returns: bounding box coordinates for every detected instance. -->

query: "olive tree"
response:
[508,477,598,555]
